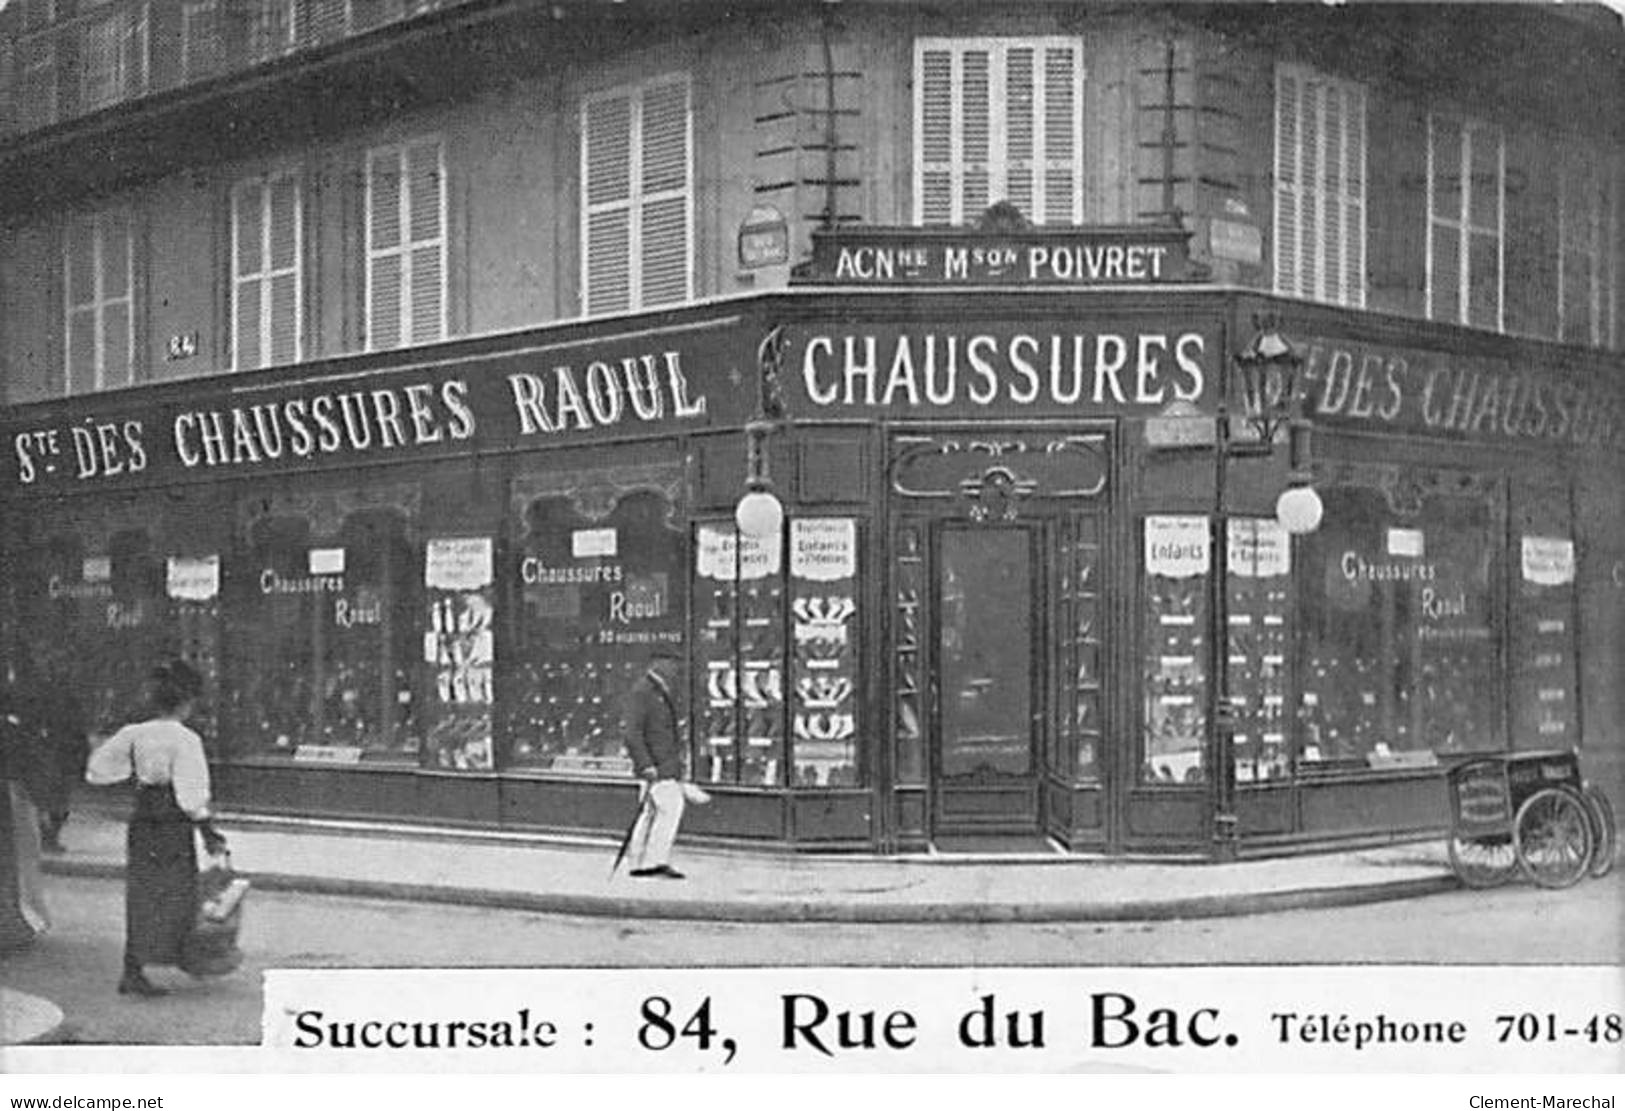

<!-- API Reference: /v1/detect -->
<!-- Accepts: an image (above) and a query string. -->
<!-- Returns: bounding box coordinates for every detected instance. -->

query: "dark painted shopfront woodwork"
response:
[2,287,1620,855]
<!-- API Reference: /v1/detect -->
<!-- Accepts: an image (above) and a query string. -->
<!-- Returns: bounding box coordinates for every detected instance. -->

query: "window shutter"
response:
[406,139,445,343]
[181,1,221,81]
[638,78,690,307]
[1042,44,1080,223]
[366,140,444,350]
[233,180,265,371]
[917,48,955,225]
[583,93,633,315]
[914,39,1083,227]
[1274,65,1365,307]
[367,148,404,351]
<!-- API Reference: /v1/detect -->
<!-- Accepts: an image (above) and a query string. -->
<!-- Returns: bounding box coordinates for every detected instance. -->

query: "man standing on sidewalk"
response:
[621,648,688,880]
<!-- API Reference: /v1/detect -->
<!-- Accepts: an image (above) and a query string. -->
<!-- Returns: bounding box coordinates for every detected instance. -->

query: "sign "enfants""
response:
[797,225,1202,287]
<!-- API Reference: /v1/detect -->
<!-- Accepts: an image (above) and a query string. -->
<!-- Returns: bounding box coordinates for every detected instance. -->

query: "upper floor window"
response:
[180,1,222,82]
[247,0,299,63]
[80,2,148,112]
[913,37,1084,226]
[1274,64,1366,308]
[365,137,446,352]
[1558,147,1619,348]
[1427,114,1504,331]
[580,74,692,316]
[232,171,303,371]
[17,41,57,130]
[64,207,136,395]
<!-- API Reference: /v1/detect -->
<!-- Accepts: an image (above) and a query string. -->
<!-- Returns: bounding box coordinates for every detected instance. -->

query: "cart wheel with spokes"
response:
[1514,786,1594,889]
[1582,784,1617,879]
[1447,833,1519,889]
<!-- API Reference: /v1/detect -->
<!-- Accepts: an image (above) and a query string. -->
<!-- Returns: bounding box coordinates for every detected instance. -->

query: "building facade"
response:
[1,0,1621,855]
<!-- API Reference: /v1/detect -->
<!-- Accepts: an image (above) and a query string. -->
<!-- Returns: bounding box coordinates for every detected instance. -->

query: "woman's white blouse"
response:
[86,719,211,820]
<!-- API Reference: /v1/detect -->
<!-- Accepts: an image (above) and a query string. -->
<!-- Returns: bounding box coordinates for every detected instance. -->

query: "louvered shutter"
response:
[406,139,445,343]
[638,79,690,307]
[582,78,691,315]
[233,180,266,371]
[917,47,954,225]
[1042,44,1080,223]
[367,147,404,350]
[1274,65,1365,307]
[367,140,444,350]
[583,93,632,315]
[181,1,221,81]
[914,39,1083,226]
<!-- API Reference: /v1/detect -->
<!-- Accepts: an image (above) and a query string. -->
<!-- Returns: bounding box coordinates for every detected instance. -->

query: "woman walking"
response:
[86,660,225,997]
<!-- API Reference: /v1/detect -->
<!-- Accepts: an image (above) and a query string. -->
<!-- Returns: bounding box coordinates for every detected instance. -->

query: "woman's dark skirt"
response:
[125,784,197,967]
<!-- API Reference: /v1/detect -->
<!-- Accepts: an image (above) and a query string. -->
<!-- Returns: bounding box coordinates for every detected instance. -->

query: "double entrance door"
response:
[886,428,1110,849]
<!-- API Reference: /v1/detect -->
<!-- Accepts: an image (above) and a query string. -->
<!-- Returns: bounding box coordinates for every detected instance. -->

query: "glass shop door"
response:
[931,521,1045,838]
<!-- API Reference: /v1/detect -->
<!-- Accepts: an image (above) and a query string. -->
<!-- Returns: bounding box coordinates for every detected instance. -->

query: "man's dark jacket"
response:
[622,671,681,779]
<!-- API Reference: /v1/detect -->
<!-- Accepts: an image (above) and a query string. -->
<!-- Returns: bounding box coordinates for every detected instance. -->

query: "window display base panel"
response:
[214,767,875,846]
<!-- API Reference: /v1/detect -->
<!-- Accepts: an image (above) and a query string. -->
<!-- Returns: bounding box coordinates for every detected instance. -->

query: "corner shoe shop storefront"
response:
[4,238,1621,856]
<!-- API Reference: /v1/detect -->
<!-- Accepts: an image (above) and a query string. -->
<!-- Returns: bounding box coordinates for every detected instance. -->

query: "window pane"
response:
[235,184,265,277]
[1142,516,1209,785]
[640,80,688,196]
[235,278,263,369]
[694,522,783,786]
[406,141,441,243]
[1468,126,1501,230]
[1468,231,1500,330]
[1226,520,1292,784]
[1298,487,1500,768]
[268,273,298,365]
[100,212,129,298]
[408,244,443,343]
[638,196,687,307]
[1432,116,1462,222]
[788,520,859,787]
[1431,223,1461,322]
[101,300,130,386]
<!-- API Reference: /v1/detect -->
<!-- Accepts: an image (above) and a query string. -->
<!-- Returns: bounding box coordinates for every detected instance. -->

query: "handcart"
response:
[1445,750,1616,890]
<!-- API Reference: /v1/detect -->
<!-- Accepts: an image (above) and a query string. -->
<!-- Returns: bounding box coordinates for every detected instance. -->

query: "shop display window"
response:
[1140,516,1291,786]
[1142,516,1210,785]
[1297,484,1502,768]
[231,510,420,762]
[423,537,495,771]
[694,517,861,789]
[1226,519,1292,784]
[1512,534,1580,748]
[506,490,684,776]
[18,529,217,740]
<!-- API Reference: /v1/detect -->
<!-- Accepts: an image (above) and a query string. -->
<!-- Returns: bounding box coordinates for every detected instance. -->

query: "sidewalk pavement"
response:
[0,988,64,1045]
[36,807,1464,924]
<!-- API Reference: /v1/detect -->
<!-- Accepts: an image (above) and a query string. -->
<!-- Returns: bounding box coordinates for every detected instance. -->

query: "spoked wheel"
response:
[1447,834,1519,889]
[1582,784,1617,879]
[1514,787,1594,889]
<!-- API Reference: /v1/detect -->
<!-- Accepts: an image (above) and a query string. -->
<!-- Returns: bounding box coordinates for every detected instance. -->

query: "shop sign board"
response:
[788,318,1221,418]
[1145,516,1210,579]
[166,555,220,601]
[1,318,756,496]
[1298,335,1624,452]
[1521,536,1575,586]
[797,225,1203,286]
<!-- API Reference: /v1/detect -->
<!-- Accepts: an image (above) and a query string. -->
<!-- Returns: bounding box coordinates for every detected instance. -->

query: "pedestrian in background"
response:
[621,648,689,880]
[0,675,52,951]
[86,659,226,997]
[25,645,87,854]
